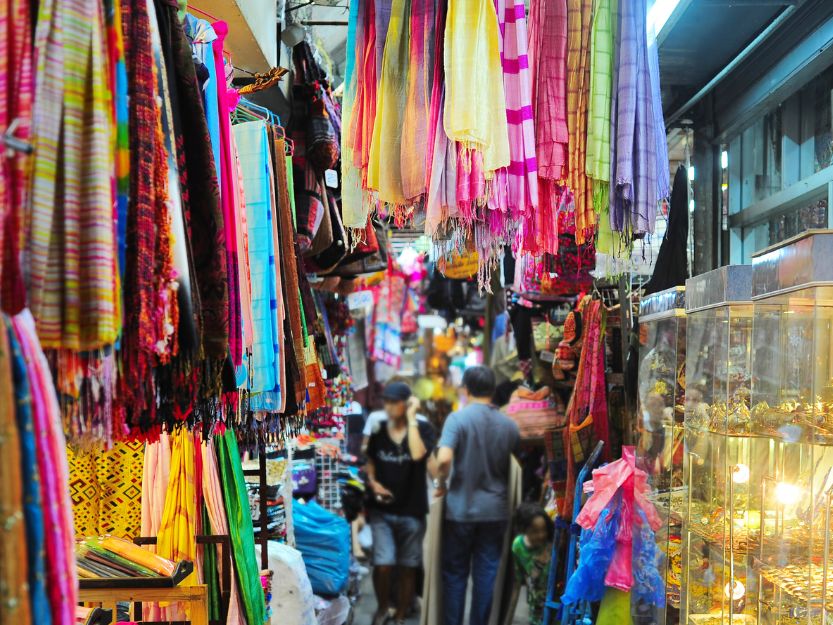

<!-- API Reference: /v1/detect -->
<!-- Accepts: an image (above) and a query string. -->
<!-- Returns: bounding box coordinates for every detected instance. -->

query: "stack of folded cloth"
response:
[75,536,177,580]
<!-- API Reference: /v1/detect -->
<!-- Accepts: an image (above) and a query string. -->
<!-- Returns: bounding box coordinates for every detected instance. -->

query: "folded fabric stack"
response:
[75,536,178,580]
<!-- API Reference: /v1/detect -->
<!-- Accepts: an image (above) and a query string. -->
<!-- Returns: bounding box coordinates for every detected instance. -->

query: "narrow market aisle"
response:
[352,573,529,625]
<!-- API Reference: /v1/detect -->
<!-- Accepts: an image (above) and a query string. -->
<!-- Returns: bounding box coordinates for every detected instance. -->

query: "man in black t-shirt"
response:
[366,381,437,625]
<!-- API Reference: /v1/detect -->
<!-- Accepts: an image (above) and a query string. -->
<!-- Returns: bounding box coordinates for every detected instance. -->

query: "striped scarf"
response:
[566,0,594,244]
[491,0,537,220]
[29,0,119,350]
[0,0,32,314]
[526,0,567,255]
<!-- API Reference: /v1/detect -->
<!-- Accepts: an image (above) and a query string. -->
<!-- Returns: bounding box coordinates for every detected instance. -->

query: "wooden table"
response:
[78,584,209,625]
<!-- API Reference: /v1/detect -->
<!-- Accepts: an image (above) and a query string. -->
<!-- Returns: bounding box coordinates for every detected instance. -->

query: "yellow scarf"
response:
[442,0,510,175]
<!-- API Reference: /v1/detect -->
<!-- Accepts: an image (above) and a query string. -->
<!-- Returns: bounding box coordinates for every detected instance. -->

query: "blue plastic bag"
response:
[562,499,620,605]
[293,499,351,596]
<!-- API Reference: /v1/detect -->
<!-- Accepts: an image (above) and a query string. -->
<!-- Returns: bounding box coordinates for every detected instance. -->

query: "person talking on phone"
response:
[365,381,438,625]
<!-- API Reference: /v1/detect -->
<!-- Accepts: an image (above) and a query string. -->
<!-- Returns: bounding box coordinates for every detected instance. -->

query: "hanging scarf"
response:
[141,431,172,542]
[526,0,567,254]
[491,0,537,218]
[341,0,369,228]
[400,0,433,203]
[0,316,32,625]
[29,0,119,349]
[610,0,658,236]
[1,0,32,313]
[7,318,51,625]
[443,0,509,174]
[155,0,228,366]
[566,0,594,243]
[234,121,282,410]
[12,311,77,625]
[586,0,615,209]
[156,429,199,620]
[202,438,245,625]
[367,0,411,208]
[217,430,266,625]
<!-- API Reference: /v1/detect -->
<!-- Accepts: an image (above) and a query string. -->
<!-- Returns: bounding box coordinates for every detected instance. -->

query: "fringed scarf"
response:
[610,0,659,236]
[566,0,594,244]
[29,0,119,349]
[526,0,567,254]
[443,0,509,174]
[586,0,615,210]
[400,0,433,203]
[0,0,32,314]
[367,0,411,209]
[491,0,537,219]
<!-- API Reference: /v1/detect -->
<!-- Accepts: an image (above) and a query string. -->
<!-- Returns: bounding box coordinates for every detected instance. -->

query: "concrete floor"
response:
[351,571,529,625]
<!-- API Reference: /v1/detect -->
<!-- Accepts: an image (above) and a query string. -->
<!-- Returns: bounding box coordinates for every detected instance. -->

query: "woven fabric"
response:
[443,0,509,174]
[586,0,615,186]
[7,318,50,625]
[0,319,32,625]
[0,0,32,313]
[13,311,77,625]
[202,439,245,625]
[218,431,266,625]
[610,0,658,235]
[156,429,199,621]
[565,0,594,243]
[29,0,119,350]
[68,441,145,538]
[492,0,537,217]
[234,121,281,408]
[366,0,410,206]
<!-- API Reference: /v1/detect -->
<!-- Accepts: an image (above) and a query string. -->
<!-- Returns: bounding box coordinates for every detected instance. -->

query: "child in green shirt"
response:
[505,504,554,625]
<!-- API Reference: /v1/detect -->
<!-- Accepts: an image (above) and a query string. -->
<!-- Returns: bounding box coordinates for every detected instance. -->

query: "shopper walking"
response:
[435,366,521,625]
[366,381,438,625]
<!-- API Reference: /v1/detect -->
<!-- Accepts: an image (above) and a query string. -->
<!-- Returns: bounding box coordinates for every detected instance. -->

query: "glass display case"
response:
[634,286,687,625]
[749,230,833,624]
[681,265,768,625]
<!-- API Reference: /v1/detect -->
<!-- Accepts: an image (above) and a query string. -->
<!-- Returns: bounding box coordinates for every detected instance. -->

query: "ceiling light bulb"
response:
[732,464,750,484]
[775,482,801,506]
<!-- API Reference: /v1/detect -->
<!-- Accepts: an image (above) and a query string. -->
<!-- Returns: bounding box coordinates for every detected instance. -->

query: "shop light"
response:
[732,463,750,484]
[688,166,695,182]
[775,481,801,506]
[648,0,682,39]
[689,199,695,213]
[724,580,745,601]
[721,150,729,170]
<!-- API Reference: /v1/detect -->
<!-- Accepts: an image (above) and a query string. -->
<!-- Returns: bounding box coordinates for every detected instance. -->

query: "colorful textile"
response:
[526,0,567,254]
[565,0,594,243]
[443,0,509,174]
[234,121,282,411]
[13,311,77,625]
[29,0,119,349]
[156,429,199,620]
[492,0,537,218]
[141,432,172,540]
[0,319,32,625]
[610,0,662,236]
[586,0,615,191]
[68,441,145,538]
[218,431,266,625]
[367,0,410,207]
[0,0,33,313]
[202,439,245,625]
[7,318,51,625]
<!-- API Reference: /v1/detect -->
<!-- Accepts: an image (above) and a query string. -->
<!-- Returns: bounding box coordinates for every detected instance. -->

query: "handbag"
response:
[504,386,566,440]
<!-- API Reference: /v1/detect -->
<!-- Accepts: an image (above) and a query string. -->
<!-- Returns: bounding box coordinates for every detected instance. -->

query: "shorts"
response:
[369,510,426,567]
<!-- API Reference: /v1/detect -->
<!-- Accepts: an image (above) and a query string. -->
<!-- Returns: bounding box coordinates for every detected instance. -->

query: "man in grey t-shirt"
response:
[435,366,520,625]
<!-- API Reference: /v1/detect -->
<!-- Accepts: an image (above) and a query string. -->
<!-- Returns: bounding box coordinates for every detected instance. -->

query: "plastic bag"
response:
[561,502,619,605]
[292,500,351,596]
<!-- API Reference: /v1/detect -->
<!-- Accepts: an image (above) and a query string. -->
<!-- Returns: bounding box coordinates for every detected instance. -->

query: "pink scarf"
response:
[491,0,537,220]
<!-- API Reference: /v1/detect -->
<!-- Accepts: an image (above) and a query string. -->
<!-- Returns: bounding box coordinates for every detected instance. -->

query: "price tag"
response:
[539,350,555,363]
